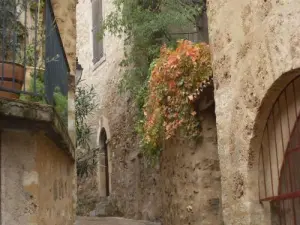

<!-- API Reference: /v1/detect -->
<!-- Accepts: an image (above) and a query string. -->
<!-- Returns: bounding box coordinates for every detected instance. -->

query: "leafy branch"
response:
[75,79,99,177]
[99,0,206,162]
[139,40,212,161]
[100,0,205,112]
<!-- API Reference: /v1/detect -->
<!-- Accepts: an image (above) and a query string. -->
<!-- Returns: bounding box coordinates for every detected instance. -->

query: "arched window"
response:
[100,128,109,196]
[259,76,300,224]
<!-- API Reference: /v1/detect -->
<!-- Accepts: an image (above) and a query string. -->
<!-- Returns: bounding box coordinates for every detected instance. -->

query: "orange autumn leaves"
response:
[141,40,212,154]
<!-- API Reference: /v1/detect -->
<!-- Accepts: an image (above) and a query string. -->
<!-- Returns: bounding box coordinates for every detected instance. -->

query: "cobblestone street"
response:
[76,217,160,225]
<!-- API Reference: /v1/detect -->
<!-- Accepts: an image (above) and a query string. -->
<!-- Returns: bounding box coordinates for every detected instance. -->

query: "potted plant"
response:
[23,44,46,92]
[23,0,46,92]
[20,70,68,126]
[0,0,26,99]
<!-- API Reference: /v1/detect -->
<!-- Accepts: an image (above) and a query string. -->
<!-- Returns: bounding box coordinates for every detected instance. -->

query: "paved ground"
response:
[76,217,160,225]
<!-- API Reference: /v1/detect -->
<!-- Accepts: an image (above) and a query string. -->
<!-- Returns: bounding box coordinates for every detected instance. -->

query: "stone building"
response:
[0,100,76,225]
[76,0,222,224]
[77,0,300,224]
[207,0,300,224]
[76,0,162,219]
[0,0,77,224]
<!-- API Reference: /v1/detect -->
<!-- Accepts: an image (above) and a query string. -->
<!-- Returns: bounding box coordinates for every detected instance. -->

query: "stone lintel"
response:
[0,98,75,160]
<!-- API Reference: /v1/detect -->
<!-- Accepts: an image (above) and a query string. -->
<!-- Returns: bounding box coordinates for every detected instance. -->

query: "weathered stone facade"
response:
[76,0,224,224]
[160,103,222,225]
[51,0,77,75]
[77,0,300,223]
[1,131,74,225]
[207,0,300,224]
[76,0,161,220]
[0,99,76,225]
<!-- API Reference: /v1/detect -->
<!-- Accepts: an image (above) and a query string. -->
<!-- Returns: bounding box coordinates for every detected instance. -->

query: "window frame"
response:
[91,0,104,65]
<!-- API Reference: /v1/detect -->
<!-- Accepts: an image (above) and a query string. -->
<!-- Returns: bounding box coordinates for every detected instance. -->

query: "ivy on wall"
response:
[100,0,210,161]
[101,0,204,108]
[138,40,212,160]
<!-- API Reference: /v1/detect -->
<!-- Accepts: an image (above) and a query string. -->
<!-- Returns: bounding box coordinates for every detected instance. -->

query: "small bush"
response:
[139,40,212,160]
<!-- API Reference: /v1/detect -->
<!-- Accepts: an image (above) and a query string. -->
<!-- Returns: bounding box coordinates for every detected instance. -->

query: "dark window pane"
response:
[92,0,103,63]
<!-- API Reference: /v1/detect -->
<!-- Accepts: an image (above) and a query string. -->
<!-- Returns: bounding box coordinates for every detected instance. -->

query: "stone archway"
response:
[97,116,112,197]
[99,128,110,197]
[207,0,300,223]
[246,69,300,225]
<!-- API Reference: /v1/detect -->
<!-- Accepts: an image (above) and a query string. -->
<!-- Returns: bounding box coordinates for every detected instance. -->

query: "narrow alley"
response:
[1,0,300,224]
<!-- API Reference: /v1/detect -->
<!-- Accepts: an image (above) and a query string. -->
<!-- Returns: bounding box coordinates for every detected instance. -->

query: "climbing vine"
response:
[139,40,212,159]
[101,0,210,161]
[101,0,205,111]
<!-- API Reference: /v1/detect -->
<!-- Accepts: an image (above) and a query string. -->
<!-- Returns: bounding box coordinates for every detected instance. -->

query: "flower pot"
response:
[0,62,25,99]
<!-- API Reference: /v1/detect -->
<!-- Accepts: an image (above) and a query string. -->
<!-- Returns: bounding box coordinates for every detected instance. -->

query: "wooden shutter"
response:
[92,0,103,63]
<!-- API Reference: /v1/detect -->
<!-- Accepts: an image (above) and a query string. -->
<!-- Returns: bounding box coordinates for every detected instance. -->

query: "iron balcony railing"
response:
[0,0,69,124]
[170,32,202,43]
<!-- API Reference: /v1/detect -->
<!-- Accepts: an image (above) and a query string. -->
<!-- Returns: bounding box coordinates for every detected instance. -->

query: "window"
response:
[259,76,300,225]
[92,0,103,64]
[195,0,208,43]
[169,0,208,43]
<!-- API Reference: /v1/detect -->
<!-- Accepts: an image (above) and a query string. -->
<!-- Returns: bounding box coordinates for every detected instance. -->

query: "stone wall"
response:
[76,0,224,223]
[76,0,161,220]
[75,79,162,220]
[51,0,77,75]
[207,0,300,224]
[160,103,222,225]
[1,130,74,225]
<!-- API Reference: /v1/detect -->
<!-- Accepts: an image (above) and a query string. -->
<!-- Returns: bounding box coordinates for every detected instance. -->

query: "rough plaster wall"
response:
[77,172,101,215]
[108,124,162,221]
[76,0,161,220]
[36,133,74,225]
[51,0,77,74]
[160,106,222,225]
[1,130,36,225]
[207,0,300,224]
[1,130,74,225]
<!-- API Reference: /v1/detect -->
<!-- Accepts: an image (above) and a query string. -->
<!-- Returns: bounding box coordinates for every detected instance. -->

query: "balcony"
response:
[171,31,202,43]
[0,0,69,125]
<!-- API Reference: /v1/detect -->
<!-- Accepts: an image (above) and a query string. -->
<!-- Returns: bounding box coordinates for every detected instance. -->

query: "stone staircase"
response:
[76,217,161,225]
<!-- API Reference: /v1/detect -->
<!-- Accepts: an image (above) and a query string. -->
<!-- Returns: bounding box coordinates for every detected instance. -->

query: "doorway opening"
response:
[100,128,109,196]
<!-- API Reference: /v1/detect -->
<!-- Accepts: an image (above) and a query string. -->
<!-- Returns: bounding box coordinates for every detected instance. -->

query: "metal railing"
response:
[259,76,300,224]
[0,0,69,122]
[170,31,202,43]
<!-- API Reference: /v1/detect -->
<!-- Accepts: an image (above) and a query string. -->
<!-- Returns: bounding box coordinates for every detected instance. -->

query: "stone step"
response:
[76,217,161,225]
[89,198,112,217]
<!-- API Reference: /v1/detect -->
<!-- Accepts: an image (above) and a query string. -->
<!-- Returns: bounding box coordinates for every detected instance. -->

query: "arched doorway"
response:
[259,76,300,224]
[100,128,110,196]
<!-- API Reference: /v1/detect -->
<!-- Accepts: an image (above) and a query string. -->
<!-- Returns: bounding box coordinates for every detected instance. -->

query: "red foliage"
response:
[141,40,212,153]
